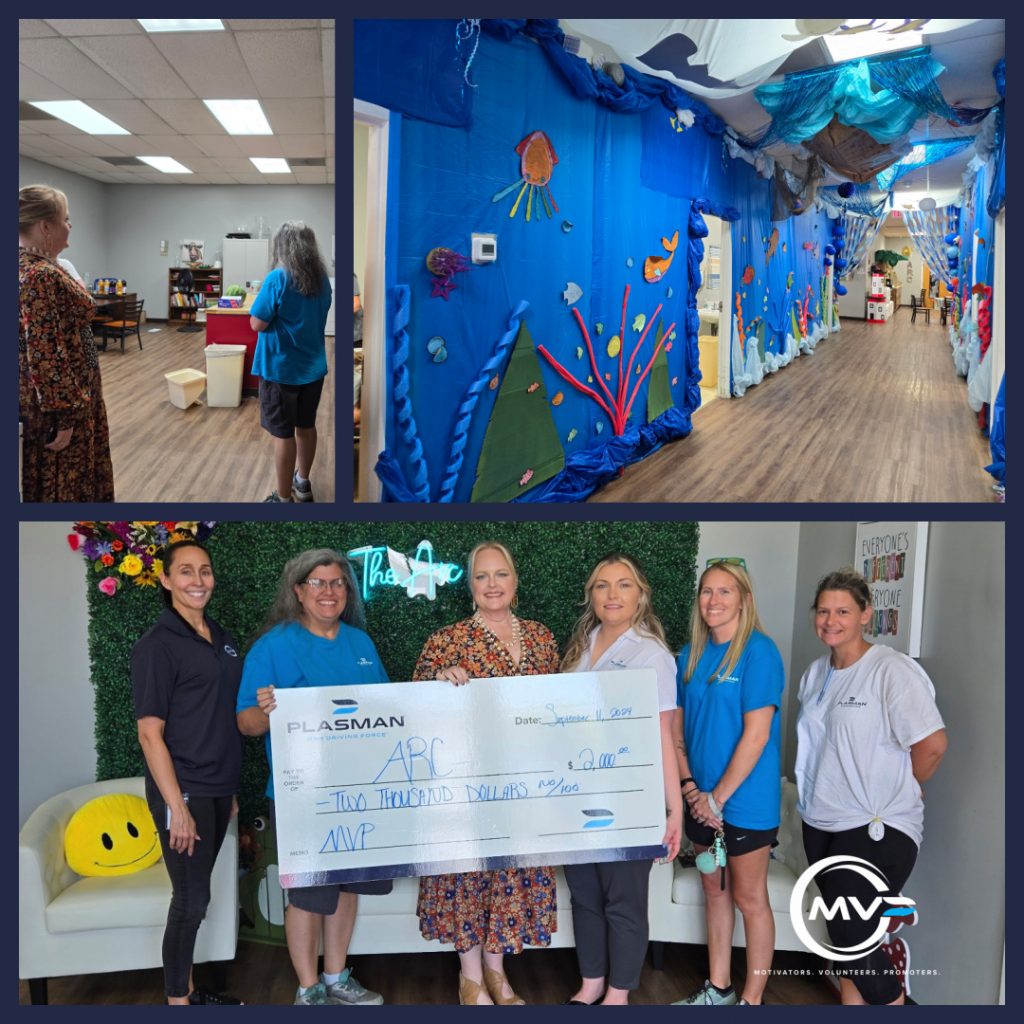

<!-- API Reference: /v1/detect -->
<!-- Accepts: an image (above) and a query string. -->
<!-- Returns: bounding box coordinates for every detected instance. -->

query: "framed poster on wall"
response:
[854,522,928,657]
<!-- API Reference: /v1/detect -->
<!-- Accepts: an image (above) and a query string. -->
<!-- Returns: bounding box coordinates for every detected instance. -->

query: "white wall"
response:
[20,155,109,285]
[354,121,369,292]
[19,522,94,827]
[19,157,334,318]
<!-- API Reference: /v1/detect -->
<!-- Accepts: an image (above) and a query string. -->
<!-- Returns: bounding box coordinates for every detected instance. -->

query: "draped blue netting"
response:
[986,58,1005,218]
[904,207,957,288]
[818,183,887,217]
[744,47,995,150]
[838,212,887,280]
[875,136,976,192]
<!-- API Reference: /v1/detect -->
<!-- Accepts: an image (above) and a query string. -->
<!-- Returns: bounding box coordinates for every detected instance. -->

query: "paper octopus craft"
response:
[426,247,468,300]
[491,131,560,222]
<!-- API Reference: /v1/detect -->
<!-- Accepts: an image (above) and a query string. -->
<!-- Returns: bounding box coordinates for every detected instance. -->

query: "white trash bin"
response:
[204,344,248,407]
[165,369,207,409]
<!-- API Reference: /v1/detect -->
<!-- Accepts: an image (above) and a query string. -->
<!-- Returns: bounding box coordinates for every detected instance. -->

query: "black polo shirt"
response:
[131,607,243,797]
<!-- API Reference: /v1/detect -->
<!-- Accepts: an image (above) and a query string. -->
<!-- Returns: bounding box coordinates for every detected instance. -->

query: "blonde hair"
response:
[466,541,518,605]
[19,184,67,234]
[683,562,763,685]
[562,552,669,670]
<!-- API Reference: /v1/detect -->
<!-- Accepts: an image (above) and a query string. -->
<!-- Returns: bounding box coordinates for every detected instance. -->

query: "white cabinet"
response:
[222,238,271,291]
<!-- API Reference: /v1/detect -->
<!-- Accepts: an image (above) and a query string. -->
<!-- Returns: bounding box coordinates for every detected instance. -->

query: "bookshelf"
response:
[168,267,222,323]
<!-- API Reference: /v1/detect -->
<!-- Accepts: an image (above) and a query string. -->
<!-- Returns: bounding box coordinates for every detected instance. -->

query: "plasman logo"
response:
[790,855,916,961]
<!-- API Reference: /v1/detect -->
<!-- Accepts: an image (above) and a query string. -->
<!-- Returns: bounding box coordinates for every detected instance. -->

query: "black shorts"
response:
[684,804,778,856]
[259,377,324,438]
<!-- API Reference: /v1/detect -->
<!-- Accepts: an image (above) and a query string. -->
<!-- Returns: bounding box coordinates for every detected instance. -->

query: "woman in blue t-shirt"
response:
[248,221,333,503]
[236,549,390,1006]
[671,561,784,1006]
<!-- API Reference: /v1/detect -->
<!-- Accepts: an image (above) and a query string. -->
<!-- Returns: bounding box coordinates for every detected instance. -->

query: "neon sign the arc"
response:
[347,540,463,601]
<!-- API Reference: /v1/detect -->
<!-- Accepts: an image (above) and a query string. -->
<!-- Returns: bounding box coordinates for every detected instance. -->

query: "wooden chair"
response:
[909,294,930,325]
[97,298,145,353]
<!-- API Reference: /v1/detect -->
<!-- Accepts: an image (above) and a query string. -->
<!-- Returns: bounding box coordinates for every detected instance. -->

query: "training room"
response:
[19,19,335,503]
[354,18,1004,504]
[19,520,1004,1005]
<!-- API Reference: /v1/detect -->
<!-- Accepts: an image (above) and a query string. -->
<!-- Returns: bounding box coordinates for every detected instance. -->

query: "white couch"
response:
[346,778,827,958]
[19,777,238,1004]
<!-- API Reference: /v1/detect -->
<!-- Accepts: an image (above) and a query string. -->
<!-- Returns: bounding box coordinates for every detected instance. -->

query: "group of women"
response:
[131,541,946,1006]
[19,182,331,504]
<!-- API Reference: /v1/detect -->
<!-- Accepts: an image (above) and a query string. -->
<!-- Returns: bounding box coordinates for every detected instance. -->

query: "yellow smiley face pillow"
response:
[64,793,162,877]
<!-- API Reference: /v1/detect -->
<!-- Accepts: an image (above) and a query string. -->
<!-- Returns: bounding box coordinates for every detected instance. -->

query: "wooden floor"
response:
[97,322,335,503]
[18,943,838,1006]
[590,309,996,503]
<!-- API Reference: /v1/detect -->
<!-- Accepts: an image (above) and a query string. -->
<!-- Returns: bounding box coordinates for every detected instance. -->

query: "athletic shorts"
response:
[269,800,392,912]
[259,377,324,439]
[684,804,779,856]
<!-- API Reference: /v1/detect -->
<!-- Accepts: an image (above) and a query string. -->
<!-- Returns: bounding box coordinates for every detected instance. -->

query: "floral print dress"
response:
[413,616,561,953]
[19,249,114,501]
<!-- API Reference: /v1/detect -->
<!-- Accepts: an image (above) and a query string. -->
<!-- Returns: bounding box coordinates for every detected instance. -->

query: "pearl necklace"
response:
[474,610,522,657]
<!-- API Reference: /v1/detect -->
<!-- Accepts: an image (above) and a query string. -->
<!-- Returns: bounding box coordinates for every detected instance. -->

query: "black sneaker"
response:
[188,989,244,1005]
[292,472,314,502]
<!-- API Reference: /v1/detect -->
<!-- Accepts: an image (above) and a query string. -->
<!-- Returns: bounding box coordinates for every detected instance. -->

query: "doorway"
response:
[694,214,732,410]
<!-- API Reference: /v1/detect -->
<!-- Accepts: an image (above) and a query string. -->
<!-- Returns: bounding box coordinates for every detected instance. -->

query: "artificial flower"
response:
[97,577,119,596]
[145,545,157,556]
[101,553,115,567]
[118,554,143,577]
[111,540,124,552]
[133,573,157,588]
[151,559,164,578]
[67,534,81,551]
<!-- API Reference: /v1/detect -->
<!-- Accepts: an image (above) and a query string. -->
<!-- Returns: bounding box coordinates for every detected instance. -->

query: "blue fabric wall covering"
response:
[875,137,976,192]
[359,22,832,501]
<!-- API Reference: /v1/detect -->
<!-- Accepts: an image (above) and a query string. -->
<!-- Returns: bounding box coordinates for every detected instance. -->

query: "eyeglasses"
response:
[302,578,347,591]
[706,557,747,569]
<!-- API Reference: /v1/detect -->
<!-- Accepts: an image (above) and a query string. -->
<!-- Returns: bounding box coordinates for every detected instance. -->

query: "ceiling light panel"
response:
[250,157,291,173]
[203,99,273,135]
[28,100,129,135]
[138,20,224,33]
[138,155,193,173]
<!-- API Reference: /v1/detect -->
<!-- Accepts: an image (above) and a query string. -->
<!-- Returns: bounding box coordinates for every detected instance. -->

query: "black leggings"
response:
[802,822,918,1005]
[146,779,233,999]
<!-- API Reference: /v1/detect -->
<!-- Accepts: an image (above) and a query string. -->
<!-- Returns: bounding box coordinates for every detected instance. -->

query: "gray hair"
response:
[271,221,328,297]
[258,548,365,636]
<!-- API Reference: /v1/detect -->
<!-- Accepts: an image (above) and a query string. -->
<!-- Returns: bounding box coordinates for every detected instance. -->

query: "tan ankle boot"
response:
[483,967,526,1005]
[459,973,488,1005]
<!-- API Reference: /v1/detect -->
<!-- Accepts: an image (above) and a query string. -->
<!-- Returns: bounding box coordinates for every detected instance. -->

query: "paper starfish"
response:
[431,276,457,300]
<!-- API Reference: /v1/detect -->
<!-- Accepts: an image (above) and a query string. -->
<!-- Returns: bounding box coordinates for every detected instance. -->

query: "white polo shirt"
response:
[575,626,677,713]
[795,644,945,847]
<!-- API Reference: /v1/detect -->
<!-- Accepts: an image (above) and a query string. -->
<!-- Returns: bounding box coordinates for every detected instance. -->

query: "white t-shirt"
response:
[575,626,677,713]
[795,644,945,847]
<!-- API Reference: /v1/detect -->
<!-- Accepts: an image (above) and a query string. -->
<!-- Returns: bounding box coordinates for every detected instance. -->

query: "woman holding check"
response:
[672,559,784,1006]
[236,549,390,1006]
[560,553,682,1006]
[413,541,560,1005]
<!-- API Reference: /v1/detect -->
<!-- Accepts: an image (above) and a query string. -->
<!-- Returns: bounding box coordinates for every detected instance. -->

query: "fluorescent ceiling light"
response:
[138,156,193,174]
[823,23,924,63]
[250,158,291,174]
[203,99,273,135]
[28,101,129,135]
[138,19,224,32]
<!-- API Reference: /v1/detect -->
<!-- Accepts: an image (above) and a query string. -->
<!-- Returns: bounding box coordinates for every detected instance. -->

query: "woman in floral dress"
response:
[19,184,113,502]
[413,541,560,1005]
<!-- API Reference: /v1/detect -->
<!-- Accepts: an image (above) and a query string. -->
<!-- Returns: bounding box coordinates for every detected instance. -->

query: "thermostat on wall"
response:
[472,233,497,264]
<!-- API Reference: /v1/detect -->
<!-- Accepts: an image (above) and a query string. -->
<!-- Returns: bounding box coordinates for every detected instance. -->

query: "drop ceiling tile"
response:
[324,97,334,132]
[19,65,72,102]
[214,158,263,173]
[19,38,134,99]
[278,135,325,157]
[147,32,258,98]
[293,167,327,184]
[88,99,177,135]
[45,19,143,36]
[133,135,209,159]
[262,98,325,135]
[232,137,285,158]
[145,99,224,134]
[236,29,323,97]
[225,20,320,30]
[191,135,243,158]
[20,20,57,38]
[71,35,193,99]
[50,135,130,157]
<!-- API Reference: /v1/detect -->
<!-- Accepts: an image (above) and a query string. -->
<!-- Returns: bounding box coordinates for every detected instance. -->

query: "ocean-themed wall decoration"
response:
[491,130,560,222]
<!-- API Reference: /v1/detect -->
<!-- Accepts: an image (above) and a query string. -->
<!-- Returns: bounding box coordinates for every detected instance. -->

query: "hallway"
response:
[590,309,995,503]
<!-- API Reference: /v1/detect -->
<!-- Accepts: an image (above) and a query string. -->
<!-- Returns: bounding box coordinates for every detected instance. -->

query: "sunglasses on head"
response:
[705,556,747,570]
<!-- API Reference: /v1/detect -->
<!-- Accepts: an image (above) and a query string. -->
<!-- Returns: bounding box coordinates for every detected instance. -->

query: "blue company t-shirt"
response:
[249,267,332,385]
[237,621,389,797]
[675,631,785,830]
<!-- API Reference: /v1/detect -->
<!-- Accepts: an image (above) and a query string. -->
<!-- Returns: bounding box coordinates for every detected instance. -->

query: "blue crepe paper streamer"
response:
[436,300,530,503]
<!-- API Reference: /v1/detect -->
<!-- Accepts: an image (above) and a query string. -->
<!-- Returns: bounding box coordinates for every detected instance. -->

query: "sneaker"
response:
[673,980,737,1006]
[295,982,332,1005]
[263,490,291,503]
[292,472,314,502]
[188,989,244,1005]
[323,968,384,1005]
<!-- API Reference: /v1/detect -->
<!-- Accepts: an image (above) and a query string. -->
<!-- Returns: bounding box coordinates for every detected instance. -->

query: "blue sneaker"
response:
[673,980,737,1005]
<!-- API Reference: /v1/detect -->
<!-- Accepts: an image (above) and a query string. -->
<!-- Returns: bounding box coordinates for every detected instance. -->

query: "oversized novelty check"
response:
[270,670,667,888]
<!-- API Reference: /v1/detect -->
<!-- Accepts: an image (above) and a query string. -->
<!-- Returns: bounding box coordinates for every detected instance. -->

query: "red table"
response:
[205,309,260,396]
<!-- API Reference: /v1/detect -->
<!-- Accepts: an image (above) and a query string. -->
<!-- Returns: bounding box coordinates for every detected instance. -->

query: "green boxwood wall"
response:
[86,520,698,819]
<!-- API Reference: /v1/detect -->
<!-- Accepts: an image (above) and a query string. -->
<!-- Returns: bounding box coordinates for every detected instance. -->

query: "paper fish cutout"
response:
[742,266,755,285]
[644,230,679,282]
[665,341,673,352]
[576,346,584,359]
[489,375,499,389]
[519,469,534,486]
[595,322,604,335]
[526,381,540,393]
[786,271,794,290]
[562,220,573,233]
[607,335,621,358]
[595,421,604,433]
[671,376,679,386]
[567,428,578,442]
[803,241,815,251]
[632,314,646,332]
[587,375,593,383]
[669,331,676,341]
[626,256,634,268]
[635,364,642,374]
[765,228,780,264]
[978,236,987,247]
[782,242,787,253]
[552,391,564,406]
[604,373,612,381]
[667,286,673,298]
[427,337,448,363]
[563,281,583,305]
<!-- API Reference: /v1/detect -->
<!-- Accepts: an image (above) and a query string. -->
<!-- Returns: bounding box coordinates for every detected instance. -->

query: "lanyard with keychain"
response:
[696,829,728,890]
